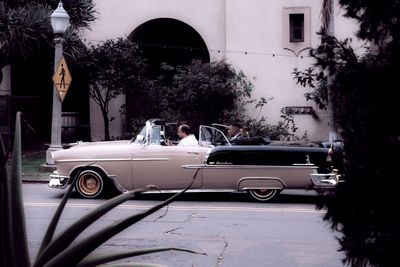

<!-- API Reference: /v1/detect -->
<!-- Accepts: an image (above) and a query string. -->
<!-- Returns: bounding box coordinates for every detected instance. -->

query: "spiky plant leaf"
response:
[34,185,156,267]
[43,169,199,267]
[4,112,30,267]
[77,247,204,267]
[0,124,10,266]
[102,263,166,267]
[35,167,84,260]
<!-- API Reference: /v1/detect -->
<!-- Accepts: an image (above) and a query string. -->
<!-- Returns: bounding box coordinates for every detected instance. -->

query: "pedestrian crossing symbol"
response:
[52,57,72,102]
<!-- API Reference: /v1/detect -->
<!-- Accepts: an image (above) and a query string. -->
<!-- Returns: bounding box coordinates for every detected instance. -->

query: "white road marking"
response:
[23,202,325,214]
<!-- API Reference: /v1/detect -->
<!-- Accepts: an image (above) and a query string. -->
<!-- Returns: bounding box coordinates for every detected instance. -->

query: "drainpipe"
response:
[222,0,227,60]
[325,0,338,142]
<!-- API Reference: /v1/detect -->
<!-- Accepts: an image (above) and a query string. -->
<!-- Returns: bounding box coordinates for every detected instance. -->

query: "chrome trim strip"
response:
[56,157,170,163]
[241,186,283,191]
[143,189,236,194]
[56,158,131,163]
[182,164,318,169]
[132,158,170,161]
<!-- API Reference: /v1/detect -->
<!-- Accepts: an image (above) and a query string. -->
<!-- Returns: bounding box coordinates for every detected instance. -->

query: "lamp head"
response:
[50,1,70,34]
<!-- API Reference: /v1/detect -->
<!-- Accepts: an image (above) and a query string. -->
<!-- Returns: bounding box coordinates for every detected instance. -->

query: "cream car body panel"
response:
[131,145,208,189]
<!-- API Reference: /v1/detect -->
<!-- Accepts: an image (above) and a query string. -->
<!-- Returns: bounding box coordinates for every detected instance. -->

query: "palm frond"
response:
[63,0,97,29]
[63,27,88,61]
[321,0,332,34]
[0,3,52,62]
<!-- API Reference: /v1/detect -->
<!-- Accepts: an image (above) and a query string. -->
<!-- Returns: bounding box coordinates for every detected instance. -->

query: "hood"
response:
[67,140,132,149]
[52,139,138,162]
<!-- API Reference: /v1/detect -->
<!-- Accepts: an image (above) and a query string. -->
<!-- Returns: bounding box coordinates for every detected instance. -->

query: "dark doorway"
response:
[129,18,210,75]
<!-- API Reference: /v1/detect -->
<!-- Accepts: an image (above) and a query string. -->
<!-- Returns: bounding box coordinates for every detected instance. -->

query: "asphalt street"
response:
[22,183,345,267]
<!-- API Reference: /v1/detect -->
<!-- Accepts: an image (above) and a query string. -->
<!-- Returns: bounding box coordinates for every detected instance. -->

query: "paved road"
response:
[23,184,345,267]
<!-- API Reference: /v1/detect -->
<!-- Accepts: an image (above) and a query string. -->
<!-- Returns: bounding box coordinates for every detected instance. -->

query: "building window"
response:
[289,14,304,42]
[283,7,311,55]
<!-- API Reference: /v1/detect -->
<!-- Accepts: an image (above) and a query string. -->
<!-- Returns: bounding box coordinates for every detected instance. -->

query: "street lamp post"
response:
[46,1,70,165]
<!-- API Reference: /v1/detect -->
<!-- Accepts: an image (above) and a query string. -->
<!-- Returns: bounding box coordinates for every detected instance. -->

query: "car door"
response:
[131,144,206,190]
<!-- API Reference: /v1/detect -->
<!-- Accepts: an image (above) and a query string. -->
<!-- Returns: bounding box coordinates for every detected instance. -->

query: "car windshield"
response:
[132,123,163,145]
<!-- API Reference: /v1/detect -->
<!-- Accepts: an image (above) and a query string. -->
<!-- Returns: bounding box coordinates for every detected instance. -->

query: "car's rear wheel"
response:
[248,189,278,202]
[76,170,104,198]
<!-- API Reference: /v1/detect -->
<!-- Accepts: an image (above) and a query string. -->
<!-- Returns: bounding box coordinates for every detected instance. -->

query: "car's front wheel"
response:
[248,189,278,202]
[76,170,104,198]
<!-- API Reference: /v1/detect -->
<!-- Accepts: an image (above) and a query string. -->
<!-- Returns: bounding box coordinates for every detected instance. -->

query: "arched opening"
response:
[129,18,210,75]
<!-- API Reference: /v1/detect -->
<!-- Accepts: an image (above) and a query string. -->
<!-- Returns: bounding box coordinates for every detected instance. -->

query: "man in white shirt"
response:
[166,124,198,146]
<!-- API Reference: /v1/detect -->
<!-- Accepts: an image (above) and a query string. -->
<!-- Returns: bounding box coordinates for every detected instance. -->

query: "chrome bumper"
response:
[48,172,70,189]
[310,171,341,190]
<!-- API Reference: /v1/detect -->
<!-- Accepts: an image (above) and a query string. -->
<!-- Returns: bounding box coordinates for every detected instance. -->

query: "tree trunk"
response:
[101,107,110,141]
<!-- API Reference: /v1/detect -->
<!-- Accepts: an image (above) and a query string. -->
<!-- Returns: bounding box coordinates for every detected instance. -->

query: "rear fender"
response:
[237,177,285,192]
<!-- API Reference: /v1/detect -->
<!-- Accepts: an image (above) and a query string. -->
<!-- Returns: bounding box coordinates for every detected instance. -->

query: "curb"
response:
[22,173,51,184]
[22,179,49,184]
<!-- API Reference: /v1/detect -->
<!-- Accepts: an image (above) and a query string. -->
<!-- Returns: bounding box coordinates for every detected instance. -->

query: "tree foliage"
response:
[292,67,328,110]
[80,38,147,140]
[0,0,96,78]
[125,60,302,141]
[295,1,400,266]
[124,60,251,134]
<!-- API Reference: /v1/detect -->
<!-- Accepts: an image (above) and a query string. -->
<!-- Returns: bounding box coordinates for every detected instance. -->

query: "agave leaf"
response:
[77,247,203,267]
[0,128,5,154]
[44,169,199,267]
[0,129,11,266]
[4,112,30,267]
[35,167,84,261]
[35,185,155,267]
[102,263,166,267]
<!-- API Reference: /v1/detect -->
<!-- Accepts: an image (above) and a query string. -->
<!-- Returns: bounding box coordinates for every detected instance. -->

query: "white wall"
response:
[89,95,125,141]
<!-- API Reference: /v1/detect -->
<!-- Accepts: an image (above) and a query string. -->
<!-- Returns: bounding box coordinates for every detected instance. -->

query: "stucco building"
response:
[0,0,362,146]
[82,0,361,141]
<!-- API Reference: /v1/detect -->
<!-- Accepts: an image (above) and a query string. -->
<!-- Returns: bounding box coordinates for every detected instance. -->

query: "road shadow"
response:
[62,188,323,205]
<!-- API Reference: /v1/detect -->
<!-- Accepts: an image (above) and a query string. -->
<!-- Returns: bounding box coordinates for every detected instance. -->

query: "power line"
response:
[82,39,313,59]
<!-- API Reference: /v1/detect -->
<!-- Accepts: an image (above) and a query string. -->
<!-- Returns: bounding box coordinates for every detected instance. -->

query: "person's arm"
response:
[165,139,175,146]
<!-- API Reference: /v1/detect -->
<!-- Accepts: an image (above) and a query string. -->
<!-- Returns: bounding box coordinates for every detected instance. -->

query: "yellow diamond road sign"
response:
[52,57,72,102]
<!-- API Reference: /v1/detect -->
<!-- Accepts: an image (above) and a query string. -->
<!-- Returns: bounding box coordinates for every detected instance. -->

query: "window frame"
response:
[283,7,311,53]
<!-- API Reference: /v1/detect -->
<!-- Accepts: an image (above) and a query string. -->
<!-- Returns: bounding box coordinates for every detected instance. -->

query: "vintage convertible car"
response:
[48,119,343,202]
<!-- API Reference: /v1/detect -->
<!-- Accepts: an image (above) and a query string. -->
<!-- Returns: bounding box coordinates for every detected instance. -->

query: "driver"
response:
[166,124,198,146]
